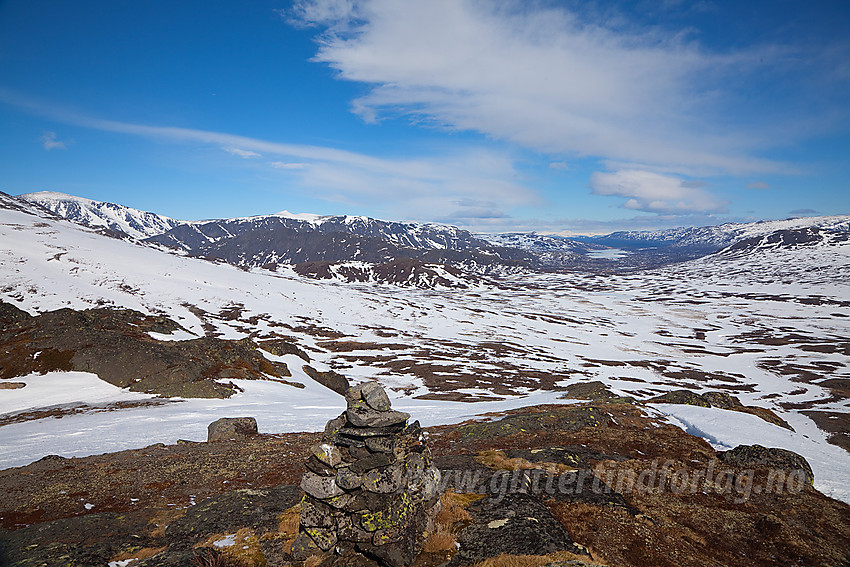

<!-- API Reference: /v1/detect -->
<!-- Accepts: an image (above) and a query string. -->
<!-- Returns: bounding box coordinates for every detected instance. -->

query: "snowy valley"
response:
[1,191,848,505]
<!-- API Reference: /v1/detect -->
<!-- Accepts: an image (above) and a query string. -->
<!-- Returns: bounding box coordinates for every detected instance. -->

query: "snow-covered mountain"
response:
[145,215,536,275]
[717,226,850,256]
[13,190,850,275]
[1,190,849,502]
[18,191,183,240]
[592,216,850,249]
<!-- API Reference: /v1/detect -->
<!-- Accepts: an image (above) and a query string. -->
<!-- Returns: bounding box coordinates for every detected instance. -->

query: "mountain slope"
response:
[18,191,183,240]
[145,215,537,277]
[591,216,850,249]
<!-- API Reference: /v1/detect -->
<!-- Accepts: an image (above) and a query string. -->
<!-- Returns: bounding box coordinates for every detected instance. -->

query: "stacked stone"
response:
[292,381,441,567]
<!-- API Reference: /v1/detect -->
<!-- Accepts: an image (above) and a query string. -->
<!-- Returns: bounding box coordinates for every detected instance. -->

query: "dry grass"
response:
[423,527,458,553]
[472,550,606,567]
[196,528,265,566]
[475,449,578,475]
[192,549,248,567]
[304,555,325,567]
[147,508,187,538]
[277,503,301,535]
[435,490,475,527]
[109,546,166,564]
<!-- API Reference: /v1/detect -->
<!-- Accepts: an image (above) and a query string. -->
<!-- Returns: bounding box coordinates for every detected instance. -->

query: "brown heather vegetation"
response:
[0,398,847,566]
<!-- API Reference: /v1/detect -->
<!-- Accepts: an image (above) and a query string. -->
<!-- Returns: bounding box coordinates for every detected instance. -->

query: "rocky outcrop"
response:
[650,389,793,430]
[303,364,351,395]
[292,382,441,567]
[0,302,303,398]
[718,444,814,485]
[208,417,259,442]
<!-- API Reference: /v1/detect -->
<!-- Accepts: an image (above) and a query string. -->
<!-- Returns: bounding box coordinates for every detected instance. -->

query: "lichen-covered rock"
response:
[650,390,711,407]
[701,391,742,409]
[362,465,405,494]
[295,380,440,566]
[313,442,344,467]
[301,471,347,499]
[337,467,363,490]
[347,401,410,428]
[447,493,588,566]
[291,531,321,560]
[718,444,814,485]
[207,417,258,442]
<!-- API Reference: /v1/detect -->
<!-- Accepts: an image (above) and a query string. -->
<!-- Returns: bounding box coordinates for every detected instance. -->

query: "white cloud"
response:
[292,0,798,176]
[41,131,66,150]
[5,94,537,224]
[590,169,728,213]
[224,147,261,159]
[271,161,308,169]
[746,181,770,190]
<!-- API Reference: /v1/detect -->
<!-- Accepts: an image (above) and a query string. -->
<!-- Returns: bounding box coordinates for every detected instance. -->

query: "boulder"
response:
[206,417,258,442]
[303,364,350,395]
[718,444,814,485]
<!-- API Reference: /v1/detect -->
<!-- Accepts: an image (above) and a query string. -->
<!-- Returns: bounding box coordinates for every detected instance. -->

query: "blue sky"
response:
[0,0,848,234]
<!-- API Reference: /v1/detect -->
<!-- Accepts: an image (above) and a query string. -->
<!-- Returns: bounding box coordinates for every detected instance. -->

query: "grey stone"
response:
[348,445,372,460]
[338,514,373,543]
[346,402,409,428]
[324,492,358,510]
[350,453,393,475]
[419,466,441,502]
[305,525,338,551]
[339,424,406,438]
[206,417,258,442]
[718,444,814,485]
[301,471,347,499]
[362,465,405,494]
[365,436,396,454]
[301,497,337,528]
[373,528,404,546]
[360,381,392,411]
[337,467,363,490]
[324,414,347,439]
[291,532,320,560]
[312,442,344,467]
[404,453,425,484]
[334,433,367,448]
[306,454,338,477]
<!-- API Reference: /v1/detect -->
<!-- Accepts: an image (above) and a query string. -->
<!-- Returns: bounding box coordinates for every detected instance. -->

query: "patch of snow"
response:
[650,403,850,504]
[0,372,156,416]
[148,329,199,341]
[213,534,237,548]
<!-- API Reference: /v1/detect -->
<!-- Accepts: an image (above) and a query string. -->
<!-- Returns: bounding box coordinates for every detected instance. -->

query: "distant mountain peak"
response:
[18,192,183,240]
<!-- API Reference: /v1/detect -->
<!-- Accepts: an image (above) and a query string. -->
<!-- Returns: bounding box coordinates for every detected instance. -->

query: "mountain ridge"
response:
[10,190,850,278]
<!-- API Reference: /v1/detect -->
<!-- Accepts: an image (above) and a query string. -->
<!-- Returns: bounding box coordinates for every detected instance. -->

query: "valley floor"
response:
[1,207,849,504]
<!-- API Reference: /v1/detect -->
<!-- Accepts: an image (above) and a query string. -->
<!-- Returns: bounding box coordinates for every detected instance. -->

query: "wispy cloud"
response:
[746,181,770,190]
[1,91,537,225]
[41,131,66,150]
[224,147,261,159]
[590,169,728,214]
[290,0,838,176]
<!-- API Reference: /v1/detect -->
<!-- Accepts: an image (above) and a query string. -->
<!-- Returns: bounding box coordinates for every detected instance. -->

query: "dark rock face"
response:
[718,445,814,485]
[650,390,712,407]
[294,382,440,567]
[304,365,351,395]
[207,417,259,442]
[650,389,793,430]
[0,302,301,398]
[448,493,587,566]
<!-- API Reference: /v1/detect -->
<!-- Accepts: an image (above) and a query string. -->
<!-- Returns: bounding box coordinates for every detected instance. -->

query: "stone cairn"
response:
[292,381,441,567]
